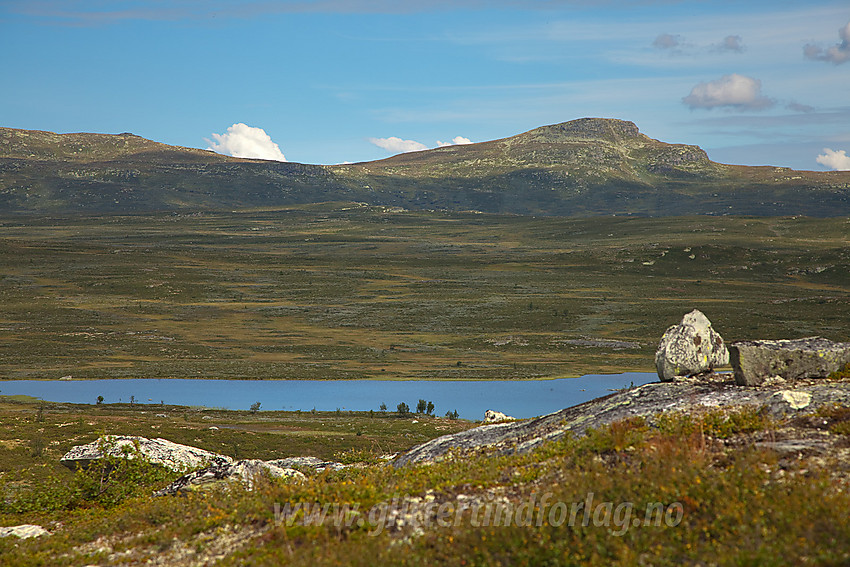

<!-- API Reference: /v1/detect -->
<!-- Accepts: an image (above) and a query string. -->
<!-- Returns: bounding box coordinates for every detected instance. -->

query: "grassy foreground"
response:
[1,207,848,380]
[1,396,849,565]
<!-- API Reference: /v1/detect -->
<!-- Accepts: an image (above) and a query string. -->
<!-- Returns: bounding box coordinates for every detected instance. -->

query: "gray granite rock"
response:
[392,375,850,467]
[266,456,347,472]
[153,459,305,496]
[60,436,232,472]
[729,337,850,386]
[655,309,729,381]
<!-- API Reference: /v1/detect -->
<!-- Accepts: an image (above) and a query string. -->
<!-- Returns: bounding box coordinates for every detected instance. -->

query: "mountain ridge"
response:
[2,118,848,216]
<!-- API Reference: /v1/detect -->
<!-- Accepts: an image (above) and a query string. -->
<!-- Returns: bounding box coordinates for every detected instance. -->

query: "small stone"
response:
[776,390,812,410]
[655,309,729,382]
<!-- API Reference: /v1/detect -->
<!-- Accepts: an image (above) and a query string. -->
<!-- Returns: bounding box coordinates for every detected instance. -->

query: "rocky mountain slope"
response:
[2,118,849,216]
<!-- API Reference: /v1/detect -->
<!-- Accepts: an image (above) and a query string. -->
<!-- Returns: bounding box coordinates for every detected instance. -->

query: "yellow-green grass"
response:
[1,209,848,380]
[1,398,849,566]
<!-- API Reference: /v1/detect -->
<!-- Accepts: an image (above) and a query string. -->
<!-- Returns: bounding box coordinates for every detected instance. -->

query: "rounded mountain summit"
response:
[1,118,848,216]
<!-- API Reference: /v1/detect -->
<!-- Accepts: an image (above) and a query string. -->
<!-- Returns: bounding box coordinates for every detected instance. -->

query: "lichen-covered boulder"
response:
[655,309,729,382]
[729,337,850,386]
[60,436,232,472]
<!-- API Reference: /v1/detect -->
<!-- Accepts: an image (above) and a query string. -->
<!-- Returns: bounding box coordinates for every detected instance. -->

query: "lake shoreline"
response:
[0,368,659,382]
[0,372,658,420]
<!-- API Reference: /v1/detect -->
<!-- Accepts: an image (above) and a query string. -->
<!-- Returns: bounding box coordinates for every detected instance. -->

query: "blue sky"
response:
[1,0,848,170]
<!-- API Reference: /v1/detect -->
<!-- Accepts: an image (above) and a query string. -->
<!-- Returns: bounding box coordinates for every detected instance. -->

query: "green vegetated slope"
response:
[0,127,350,214]
[0,208,847,380]
[2,118,849,216]
[1,397,849,565]
[335,118,850,216]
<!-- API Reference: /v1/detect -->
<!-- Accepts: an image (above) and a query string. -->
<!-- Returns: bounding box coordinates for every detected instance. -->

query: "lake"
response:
[0,373,656,420]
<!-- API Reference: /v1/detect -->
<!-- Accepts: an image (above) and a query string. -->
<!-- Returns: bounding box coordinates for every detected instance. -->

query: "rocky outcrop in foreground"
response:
[153,456,349,496]
[60,436,346,495]
[730,337,850,386]
[392,374,850,467]
[153,460,306,496]
[266,456,348,472]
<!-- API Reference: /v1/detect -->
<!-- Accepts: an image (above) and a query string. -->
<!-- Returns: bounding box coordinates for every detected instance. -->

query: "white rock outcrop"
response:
[483,410,515,423]
[0,524,49,539]
[655,309,729,382]
[60,436,232,472]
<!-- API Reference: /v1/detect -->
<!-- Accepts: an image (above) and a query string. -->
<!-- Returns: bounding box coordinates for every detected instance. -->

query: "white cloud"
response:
[437,136,473,147]
[652,33,682,50]
[652,33,743,55]
[716,34,744,53]
[786,101,815,113]
[804,21,850,64]
[206,123,286,161]
[368,136,428,153]
[369,135,473,154]
[816,148,850,171]
[683,74,774,111]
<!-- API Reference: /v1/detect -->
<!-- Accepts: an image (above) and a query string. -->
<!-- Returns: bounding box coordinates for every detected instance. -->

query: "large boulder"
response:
[655,309,729,382]
[729,337,850,386]
[60,436,232,472]
[153,459,305,496]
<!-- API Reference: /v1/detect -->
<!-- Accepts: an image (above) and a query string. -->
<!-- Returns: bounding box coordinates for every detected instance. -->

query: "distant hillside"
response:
[2,119,849,216]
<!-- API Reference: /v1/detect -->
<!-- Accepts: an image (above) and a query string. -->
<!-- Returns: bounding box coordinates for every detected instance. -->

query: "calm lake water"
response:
[0,373,655,420]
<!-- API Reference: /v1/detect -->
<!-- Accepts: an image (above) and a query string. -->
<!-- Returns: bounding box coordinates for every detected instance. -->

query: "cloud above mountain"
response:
[816,148,850,170]
[437,136,473,147]
[207,123,286,161]
[370,135,473,154]
[368,136,428,153]
[683,74,773,111]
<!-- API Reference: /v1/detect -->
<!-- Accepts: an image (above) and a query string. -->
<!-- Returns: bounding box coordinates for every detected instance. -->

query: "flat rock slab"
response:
[730,337,850,386]
[61,436,232,472]
[266,456,347,472]
[392,376,850,467]
[154,459,306,496]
